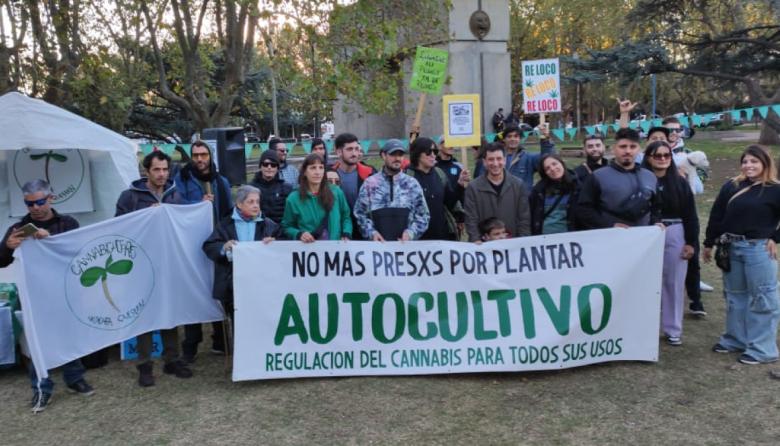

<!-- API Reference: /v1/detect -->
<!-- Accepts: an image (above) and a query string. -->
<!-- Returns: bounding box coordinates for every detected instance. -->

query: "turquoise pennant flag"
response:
[285,142,296,154]
[376,139,388,151]
[691,115,702,127]
[522,131,531,140]
[551,128,565,141]
[628,121,638,129]
[757,106,769,119]
[730,110,741,122]
[610,123,620,133]
[485,132,496,142]
[259,142,269,152]
[325,140,335,153]
[595,124,606,135]
[678,116,689,127]
[301,141,313,154]
[584,126,595,136]
[640,121,651,134]
[652,118,662,127]
[701,115,711,126]
[771,105,780,117]
[359,139,372,154]
[399,138,410,149]
[566,128,578,140]
[159,144,175,156]
[744,108,754,121]
[140,144,153,156]
[244,144,253,158]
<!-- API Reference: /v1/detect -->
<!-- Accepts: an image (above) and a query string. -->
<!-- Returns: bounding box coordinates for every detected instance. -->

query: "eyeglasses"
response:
[24,197,49,207]
[261,162,279,168]
[651,153,672,160]
[668,128,683,133]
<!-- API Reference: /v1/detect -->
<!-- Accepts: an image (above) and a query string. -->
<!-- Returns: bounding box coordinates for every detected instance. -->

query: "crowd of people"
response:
[2,100,779,413]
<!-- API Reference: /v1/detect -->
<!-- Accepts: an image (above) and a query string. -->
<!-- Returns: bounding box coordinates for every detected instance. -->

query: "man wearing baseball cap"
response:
[354,139,429,241]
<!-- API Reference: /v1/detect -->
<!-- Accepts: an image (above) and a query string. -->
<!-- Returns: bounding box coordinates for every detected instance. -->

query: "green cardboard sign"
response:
[410,46,449,94]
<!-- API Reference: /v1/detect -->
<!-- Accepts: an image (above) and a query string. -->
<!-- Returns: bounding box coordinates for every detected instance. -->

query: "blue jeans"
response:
[28,359,85,395]
[720,240,780,362]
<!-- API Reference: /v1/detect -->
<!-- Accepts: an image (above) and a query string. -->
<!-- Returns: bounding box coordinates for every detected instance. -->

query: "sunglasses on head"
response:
[651,153,672,160]
[261,161,279,168]
[24,197,49,207]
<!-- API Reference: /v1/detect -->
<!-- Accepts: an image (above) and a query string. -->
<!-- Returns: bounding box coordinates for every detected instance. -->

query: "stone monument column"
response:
[334,0,511,140]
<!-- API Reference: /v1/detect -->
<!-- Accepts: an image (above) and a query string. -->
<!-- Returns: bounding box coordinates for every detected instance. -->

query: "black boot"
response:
[137,362,155,387]
[163,360,193,379]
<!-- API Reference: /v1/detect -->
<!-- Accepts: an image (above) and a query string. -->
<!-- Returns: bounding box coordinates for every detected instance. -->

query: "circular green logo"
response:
[13,148,85,204]
[65,235,155,331]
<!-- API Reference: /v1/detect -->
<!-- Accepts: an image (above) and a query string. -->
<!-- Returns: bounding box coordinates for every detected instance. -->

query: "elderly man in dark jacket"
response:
[203,185,278,318]
[249,150,293,224]
[115,151,192,387]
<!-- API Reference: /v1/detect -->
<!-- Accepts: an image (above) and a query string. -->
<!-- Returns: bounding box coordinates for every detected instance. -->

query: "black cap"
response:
[381,139,407,154]
[259,149,279,166]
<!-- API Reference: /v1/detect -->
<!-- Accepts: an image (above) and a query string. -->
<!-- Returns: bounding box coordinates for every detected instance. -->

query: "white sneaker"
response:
[699,281,714,292]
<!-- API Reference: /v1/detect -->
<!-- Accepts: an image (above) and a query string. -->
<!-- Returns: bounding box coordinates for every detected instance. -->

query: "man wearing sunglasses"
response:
[249,150,292,224]
[1,179,94,412]
[269,137,299,187]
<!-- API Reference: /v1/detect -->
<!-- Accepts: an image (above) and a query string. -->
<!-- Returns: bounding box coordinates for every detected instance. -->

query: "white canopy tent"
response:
[0,92,140,281]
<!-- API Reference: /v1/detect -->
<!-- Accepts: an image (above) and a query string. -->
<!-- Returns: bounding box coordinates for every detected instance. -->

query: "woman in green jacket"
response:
[281,153,352,242]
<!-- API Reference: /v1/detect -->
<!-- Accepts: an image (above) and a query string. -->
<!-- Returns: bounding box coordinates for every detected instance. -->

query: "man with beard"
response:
[331,132,376,239]
[173,140,232,362]
[574,134,609,183]
[576,128,661,229]
[270,137,299,187]
[116,151,192,387]
[354,139,429,241]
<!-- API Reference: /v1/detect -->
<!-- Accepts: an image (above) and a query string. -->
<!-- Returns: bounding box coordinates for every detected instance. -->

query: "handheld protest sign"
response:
[442,94,481,148]
[410,46,449,95]
[409,46,449,142]
[521,58,561,114]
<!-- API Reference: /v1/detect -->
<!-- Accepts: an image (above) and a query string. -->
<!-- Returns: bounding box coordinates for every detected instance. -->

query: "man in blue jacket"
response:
[503,124,556,190]
[173,140,232,362]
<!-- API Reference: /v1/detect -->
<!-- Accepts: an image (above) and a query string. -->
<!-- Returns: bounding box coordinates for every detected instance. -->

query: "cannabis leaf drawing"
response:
[550,90,559,98]
[30,150,67,184]
[79,255,133,312]
[525,80,534,88]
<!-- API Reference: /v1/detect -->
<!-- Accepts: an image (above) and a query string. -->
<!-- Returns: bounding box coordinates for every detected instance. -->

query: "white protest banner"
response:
[232,227,663,381]
[8,148,94,217]
[521,58,561,114]
[15,202,223,378]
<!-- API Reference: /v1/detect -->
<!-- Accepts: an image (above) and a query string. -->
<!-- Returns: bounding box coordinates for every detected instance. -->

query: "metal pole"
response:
[651,74,657,117]
[267,24,280,137]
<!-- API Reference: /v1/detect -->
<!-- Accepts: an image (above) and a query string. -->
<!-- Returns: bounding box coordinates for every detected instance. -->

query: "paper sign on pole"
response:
[442,94,481,147]
[521,58,562,114]
[409,46,449,95]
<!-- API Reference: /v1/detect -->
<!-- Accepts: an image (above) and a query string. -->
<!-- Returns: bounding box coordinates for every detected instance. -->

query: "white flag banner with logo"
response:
[232,227,664,381]
[15,202,223,378]
[8,149,94,217]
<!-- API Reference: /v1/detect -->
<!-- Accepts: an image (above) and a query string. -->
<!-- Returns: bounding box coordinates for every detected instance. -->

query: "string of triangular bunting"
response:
[139,104,780,156]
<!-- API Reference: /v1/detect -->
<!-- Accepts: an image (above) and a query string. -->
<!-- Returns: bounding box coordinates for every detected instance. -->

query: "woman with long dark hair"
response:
[641,141,698,346]
[704,145,780,364]
[281,154,352,242]
[529,154,580,235]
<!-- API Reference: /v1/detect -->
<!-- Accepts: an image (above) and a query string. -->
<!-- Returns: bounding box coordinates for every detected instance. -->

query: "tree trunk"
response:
[759,119,780,145]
